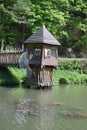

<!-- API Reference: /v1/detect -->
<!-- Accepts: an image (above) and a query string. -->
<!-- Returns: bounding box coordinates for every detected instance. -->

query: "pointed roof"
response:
[24,24,60,45]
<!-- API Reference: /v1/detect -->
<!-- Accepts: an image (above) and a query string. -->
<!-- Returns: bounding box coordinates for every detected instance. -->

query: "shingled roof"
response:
[24,24,60,45]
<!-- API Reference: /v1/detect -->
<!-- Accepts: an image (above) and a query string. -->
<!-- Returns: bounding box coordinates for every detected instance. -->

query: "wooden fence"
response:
[0,51,23,66]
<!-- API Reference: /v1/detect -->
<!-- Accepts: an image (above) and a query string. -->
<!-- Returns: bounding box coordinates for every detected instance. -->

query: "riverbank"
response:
[0,58,87,85]
[0,66,25,85]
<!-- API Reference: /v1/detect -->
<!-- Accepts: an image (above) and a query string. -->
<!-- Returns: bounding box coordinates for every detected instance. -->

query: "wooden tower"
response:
[24,25,60,88]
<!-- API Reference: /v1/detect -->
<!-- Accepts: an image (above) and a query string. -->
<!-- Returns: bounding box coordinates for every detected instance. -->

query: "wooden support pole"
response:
[22,44,24,51]
[1,40,4,52]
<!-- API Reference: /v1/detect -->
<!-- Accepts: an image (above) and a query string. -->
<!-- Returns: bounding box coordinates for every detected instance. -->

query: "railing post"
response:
[1,40,4,52]
[22,44,24,51]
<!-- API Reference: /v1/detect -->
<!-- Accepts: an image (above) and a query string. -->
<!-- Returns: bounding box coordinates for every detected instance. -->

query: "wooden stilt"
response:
[1,40,4,52]
[27,66,53,88]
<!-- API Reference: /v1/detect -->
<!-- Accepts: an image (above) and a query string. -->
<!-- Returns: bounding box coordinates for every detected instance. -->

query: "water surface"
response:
[0,85,87,130]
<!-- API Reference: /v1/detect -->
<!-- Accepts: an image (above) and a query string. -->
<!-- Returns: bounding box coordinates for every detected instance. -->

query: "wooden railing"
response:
[0,50,23,66]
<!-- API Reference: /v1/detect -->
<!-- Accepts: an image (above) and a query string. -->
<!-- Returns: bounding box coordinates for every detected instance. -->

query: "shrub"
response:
[58,58,87,73]
[59,77,68,84]
[83,78,87,84]
[53,69,87,84]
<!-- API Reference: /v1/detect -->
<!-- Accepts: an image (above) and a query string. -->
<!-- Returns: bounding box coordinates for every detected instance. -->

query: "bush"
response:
[53,69,87,84]
[59,78,68,84]
[85,79,87,84]
[58,58,87,73]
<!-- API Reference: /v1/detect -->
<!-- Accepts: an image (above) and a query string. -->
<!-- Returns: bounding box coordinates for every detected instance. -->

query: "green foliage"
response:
[58,58,87,72]
[59,77,68,84]
[0,66,25,85]
[53,69,87,84]
[0,2,18,44]
[0,0,87,52]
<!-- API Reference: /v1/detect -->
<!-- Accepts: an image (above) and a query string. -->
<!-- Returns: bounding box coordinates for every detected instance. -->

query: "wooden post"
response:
[1,40,4,52]
[38,67,53,87]
[22,44,24,51]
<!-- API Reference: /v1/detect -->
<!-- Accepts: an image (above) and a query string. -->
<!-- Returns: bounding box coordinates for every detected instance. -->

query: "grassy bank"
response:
[53,69,87,84]
[0,66,25,85]
[0,58,87,85]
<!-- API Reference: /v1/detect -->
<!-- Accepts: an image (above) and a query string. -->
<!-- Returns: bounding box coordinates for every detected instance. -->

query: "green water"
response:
[0,85,87,130]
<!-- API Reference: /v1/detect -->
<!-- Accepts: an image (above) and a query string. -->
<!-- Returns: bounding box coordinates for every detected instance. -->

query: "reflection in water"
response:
[36,91,54,130]
[15,112,26,124]
[8,87,25,99]
[0,85,87,130]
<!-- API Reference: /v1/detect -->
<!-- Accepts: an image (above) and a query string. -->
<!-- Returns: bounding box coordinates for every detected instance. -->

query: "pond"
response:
[0,85,87,130]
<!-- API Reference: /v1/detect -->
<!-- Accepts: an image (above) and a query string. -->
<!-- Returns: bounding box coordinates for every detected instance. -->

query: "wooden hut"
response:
[24,24,60,88]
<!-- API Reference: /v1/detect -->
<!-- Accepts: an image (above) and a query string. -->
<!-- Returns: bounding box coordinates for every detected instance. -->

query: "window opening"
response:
[51,49,57,58]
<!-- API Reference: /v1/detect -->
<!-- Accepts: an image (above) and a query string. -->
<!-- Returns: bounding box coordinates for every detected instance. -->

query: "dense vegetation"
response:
[53,58,87,84]
[58,58,87,72]
[0,0,87,53]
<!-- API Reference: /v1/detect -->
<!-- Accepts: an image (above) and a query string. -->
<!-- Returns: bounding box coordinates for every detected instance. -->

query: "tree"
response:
[0,0,87,52]
[0,0,18,46]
